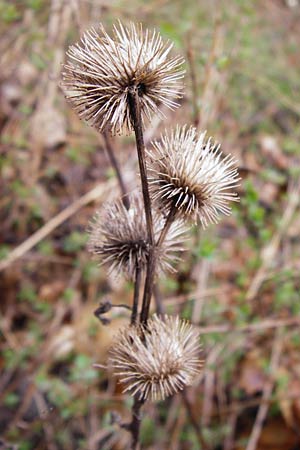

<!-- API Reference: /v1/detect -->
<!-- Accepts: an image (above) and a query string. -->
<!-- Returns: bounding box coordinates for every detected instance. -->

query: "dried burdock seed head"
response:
[87,194,186,279]
[108,314,203,401]
[62,22,184,135]
[147,125,240,227]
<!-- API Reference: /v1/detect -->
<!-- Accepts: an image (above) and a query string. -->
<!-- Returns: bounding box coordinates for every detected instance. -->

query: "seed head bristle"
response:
[108,314,203,401]
[62,22,185,135]
[147,125,240,227]
[87,194,187,279]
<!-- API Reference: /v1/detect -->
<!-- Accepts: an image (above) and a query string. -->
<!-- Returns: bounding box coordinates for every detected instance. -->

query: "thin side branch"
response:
[131,265,142,325]
[157,205,177,247]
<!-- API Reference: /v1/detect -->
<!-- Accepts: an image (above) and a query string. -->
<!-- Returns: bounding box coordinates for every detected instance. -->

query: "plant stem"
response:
[140,250,156,325]
[130,396,145,450]
[102,130,130,210]
[131,265,141,326]
[128,88,155,325]
[157,205,177,247]
[127,89,154,243]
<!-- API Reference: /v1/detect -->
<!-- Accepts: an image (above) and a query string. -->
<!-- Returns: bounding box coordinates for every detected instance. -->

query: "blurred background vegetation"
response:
[1,0,300,449]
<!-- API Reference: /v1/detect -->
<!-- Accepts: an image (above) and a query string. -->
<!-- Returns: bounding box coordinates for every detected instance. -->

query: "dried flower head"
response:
[87,195,186,279]
[62,22,184,134]
[147,126,240,227]
[108,314,203,401]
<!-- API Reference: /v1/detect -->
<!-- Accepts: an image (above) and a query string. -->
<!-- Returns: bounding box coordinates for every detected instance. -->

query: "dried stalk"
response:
[157,204,178,247]
[131,265,142,326]
[128,88,156,326]
[130,397,145,450]
[128,88,154,245]
[127,86,155,448]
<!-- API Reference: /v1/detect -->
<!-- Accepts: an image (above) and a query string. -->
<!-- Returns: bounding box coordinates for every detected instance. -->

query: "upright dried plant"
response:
[62,20,240,450]
[62,22,186,330]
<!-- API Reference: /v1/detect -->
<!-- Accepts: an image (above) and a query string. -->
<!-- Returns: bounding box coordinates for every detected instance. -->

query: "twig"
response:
[0,180,114,272]
[245,329,283,450]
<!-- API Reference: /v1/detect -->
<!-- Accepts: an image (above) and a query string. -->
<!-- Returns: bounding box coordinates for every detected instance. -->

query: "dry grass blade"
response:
[0,181,114,272]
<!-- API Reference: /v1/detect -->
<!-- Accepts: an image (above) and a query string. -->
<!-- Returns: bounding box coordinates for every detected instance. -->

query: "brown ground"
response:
[1,1,300,449]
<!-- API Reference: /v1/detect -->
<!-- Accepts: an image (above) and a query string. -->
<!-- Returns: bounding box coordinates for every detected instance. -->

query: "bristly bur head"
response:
[87,194,186,279]
[147,125,240,227]
[108,314,203,401]
[62,22,185,135]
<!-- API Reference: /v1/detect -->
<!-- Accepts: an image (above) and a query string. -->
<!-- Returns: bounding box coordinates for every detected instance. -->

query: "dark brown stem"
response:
[130,396,145,450]
[140,251,156,325]
[131,265,142,326]
[128,89,154,243]
[157,205,177,247]
[128,88,155,326]
[152,206,178,316]
[102,130,130,210]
